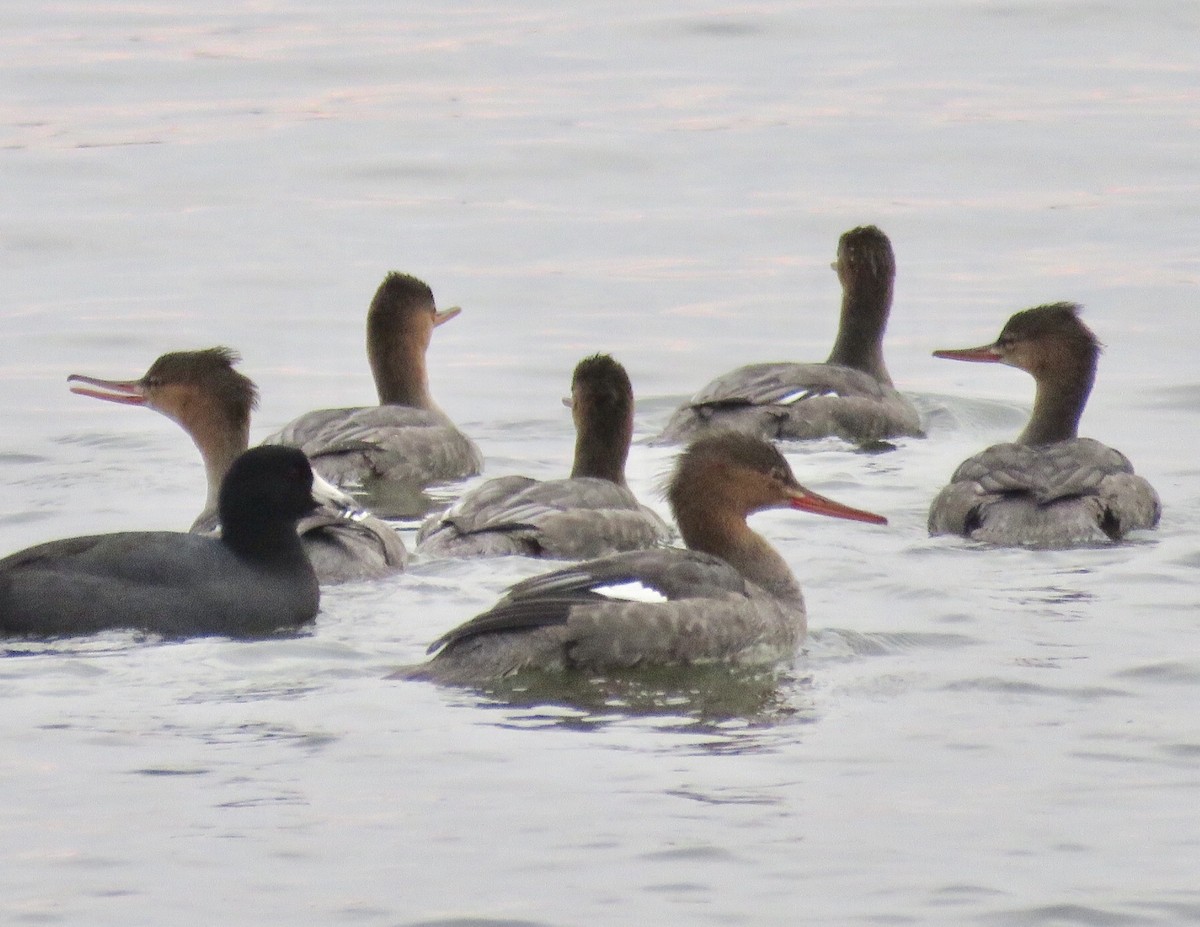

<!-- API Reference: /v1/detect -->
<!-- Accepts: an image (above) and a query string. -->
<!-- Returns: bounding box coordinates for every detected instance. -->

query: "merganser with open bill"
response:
[928,302,1160,547]
[0,446,320,638]
[262,272,483,496]
[68,348,407,583]
[657,225,923,446]
[416,354,670,559]
[398,432,886,686]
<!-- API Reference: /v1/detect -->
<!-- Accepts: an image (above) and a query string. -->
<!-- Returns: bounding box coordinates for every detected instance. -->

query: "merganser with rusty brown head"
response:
[68,348,407,583]
[399,432,886,685]
[262,272,483,500]
[657,225,923,447]
[928,302,1160,547]
[416,354,671,559]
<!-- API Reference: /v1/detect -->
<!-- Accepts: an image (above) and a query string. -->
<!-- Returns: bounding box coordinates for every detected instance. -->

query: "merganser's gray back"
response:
[929,438,1160,547]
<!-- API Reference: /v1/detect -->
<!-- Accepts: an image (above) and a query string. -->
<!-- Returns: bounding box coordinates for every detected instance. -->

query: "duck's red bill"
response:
[789,488,887,525]
[932,344,1002,363]
[67,374,147,406]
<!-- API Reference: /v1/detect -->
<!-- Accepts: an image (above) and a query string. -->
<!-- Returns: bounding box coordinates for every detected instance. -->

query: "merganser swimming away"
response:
[416,354,670,559]
[657,225,923,447]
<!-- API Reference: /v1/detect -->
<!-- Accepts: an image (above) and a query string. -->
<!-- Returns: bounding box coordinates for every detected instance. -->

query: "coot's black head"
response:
[218,446,318,530]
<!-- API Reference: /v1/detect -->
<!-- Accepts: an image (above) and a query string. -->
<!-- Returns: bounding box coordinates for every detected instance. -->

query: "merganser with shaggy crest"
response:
[262,272,483,502]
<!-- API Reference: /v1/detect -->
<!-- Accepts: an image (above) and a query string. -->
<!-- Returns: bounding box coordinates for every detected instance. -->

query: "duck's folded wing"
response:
[428,549,744,653]
[689,362,887,408]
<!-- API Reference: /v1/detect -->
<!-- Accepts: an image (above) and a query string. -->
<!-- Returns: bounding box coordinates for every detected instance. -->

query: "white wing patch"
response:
[592,580,669,603]
[778,387,836,405]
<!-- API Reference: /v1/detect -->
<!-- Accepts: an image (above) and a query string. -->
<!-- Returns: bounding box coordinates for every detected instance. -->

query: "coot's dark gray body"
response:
[0,446,320,638]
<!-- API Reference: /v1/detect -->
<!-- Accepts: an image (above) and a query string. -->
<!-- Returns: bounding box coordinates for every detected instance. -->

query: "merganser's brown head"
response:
[833,225,895,295]
[366,272,460,408]
[565,353,634,484]
[933,302,1100,379]
[934,302,1101,445]
[668,432,887,528]
[69,348,259,512]
[68,347,257,435]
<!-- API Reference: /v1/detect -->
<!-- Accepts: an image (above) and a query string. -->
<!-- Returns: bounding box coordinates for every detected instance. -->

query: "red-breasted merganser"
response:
[657,225,923,446]
[68,348,408,583]
[0,446,320,638]
[929,302,1160,547]
[262,272,483,498]
[416,354,671,559]
[399,432,886,685]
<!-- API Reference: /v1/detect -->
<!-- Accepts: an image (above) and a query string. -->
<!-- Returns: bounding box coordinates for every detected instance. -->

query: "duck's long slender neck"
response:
[368,325,436,410]
[824,280,893,385]
[675,504,802,602]
[1019,351,1096,445]
[186,408,251,521]
[570,409,632,485]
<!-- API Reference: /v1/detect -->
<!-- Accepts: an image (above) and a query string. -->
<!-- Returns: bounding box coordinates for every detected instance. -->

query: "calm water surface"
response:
[2,2,1199,924]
